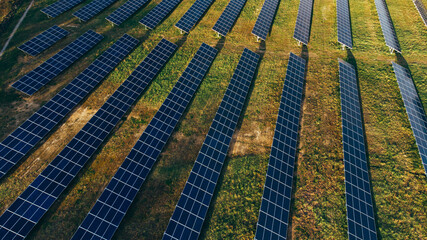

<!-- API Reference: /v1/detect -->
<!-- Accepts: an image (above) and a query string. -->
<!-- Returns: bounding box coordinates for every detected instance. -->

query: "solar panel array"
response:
[41,0,84,18]
[293,0,314,45]
[106,0,150,25]
[73,0,118,22]
[72,43,216,240]
[212,0,247,37]
[337,0,353,49]
[175,0,215,33]
[392,62,427,175]
[12,30,103,96]
[18,25,69,56]
[0,34,138,181]
[255,53,306,240]
[163,48,259,240]
[251,0,280,40]
[413,0,427,26]
[140,0,182,29]
[374,0,401,53]
[339,59,378,240]
[0,39,175,240]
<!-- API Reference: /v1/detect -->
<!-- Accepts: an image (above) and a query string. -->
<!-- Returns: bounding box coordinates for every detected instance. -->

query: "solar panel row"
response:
[140,0,182,29]
[255,53,306,240]
[293,0,314,45]
[212,0,247,37]
[175,0,215,33]
[72,43,216,240]
[12,30,103,96]
[413,0,427,26]
[0,34,139,181]
[373,0,401,53]
[106,0,150,25]
[337,0,353,49]
[251,0,281,41]
[18,25,69,56]
[73,0,118,22]
[339,59,378,240]
[163,48,259,240]
[0,38,175,240]
[392,62,427,176]
[41,0,84,18]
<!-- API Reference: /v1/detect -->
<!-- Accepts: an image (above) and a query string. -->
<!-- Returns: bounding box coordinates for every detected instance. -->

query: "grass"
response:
[0,0,426,239]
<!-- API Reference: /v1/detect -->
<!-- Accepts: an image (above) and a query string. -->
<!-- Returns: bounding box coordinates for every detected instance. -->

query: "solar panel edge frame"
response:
[293,0,314,45]
[374,0,402,53]
[391,61,427,175]
[413,0,427,26]
[105,0,150,26]
[339,59,379,239]
[72,0,118,22]
[174,0,216,34]
[250,0,271,41]
[0,33,138,181]
[139,0,184,30]
[254,52,306,240]
[17,25,69,56]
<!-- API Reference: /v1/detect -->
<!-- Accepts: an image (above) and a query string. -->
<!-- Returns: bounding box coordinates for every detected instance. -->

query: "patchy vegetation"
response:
[0,0,425,239]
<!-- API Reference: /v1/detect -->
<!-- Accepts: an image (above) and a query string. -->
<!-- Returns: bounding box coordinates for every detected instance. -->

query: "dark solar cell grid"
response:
[106,0,150,25]
[73,0,118,22]
[374,0,401,53]
[413,0,427,26]
[139,0,182,29]
[41,0,84,18]
[251,0,280,40]
[337,0,353,48]
[175,0,215,33]
[212,0,247,37]
[293,0,314,45]
[18,25,69,56]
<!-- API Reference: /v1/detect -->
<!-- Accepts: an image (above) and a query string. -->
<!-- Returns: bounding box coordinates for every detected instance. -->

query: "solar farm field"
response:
[0,0,426,239]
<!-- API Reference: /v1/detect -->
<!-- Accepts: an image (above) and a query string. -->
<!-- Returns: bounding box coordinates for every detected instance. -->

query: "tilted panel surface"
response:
[18,25,69,56]
[72,43,216,240]
[73,0,118,22]
[251,0,280,40]
[163,48,259,240]
[0,39,175,240]
[175,0,215,33]
[212,0,247,36]
[339,60,378,240]
[139,0,183,29]
[12,30,103,96]
[414,0,427,26]
[255,53,306,240]
[293,0,314,45]
[374,0,401,52]
[337,0,353,48]
[0,34,138,180]
[41,0,85,18]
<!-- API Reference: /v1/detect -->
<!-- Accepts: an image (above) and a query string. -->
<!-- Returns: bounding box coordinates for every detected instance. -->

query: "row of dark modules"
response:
[1,0,426,239]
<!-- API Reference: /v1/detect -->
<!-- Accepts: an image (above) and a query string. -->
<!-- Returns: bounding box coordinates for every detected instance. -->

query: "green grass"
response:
[0,0,426,239]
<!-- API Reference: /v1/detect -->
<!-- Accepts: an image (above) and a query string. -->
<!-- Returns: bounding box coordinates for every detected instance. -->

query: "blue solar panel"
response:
[175,0,215,33]
[212,0,247,37]
[413,0,427,26]
[106,0,150,25]
[139,0,182,29]
[392,62,427,175]
[72,43,216,240]
[18,25,69,56]
[339,59,378,240]
[163,48,259,240]
[0,34,138,181]
[41,0,84,18]
[293,0,314,45]
[255,53,306,240]
[73,0,118,22]
[12,30,103,96]
[251,0,280,41]
[337,0,353,49]
[0,39,176,240]
[374,0,401,53]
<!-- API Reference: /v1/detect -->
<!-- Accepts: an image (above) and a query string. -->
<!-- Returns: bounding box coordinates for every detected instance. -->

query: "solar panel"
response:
[73,0,118,22]
[251,0,280,41]
[337,0,353,49]
[139,0,182,29]
[212,0,247,37]
[293,0,314,45]
[392,62,427,175]
[163,48,259,240]
[374,0,401,53]
[72,43,217,240]
[175,0,215,33]
[413,0,427,26]
[12,30,103,96]
[41,0,84,18]
[339,59,378,240]
[0,34,139,181]
[18,25,69,56]
[255,53,306,240]
[106,0,150,25]
[0,39,176,240]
